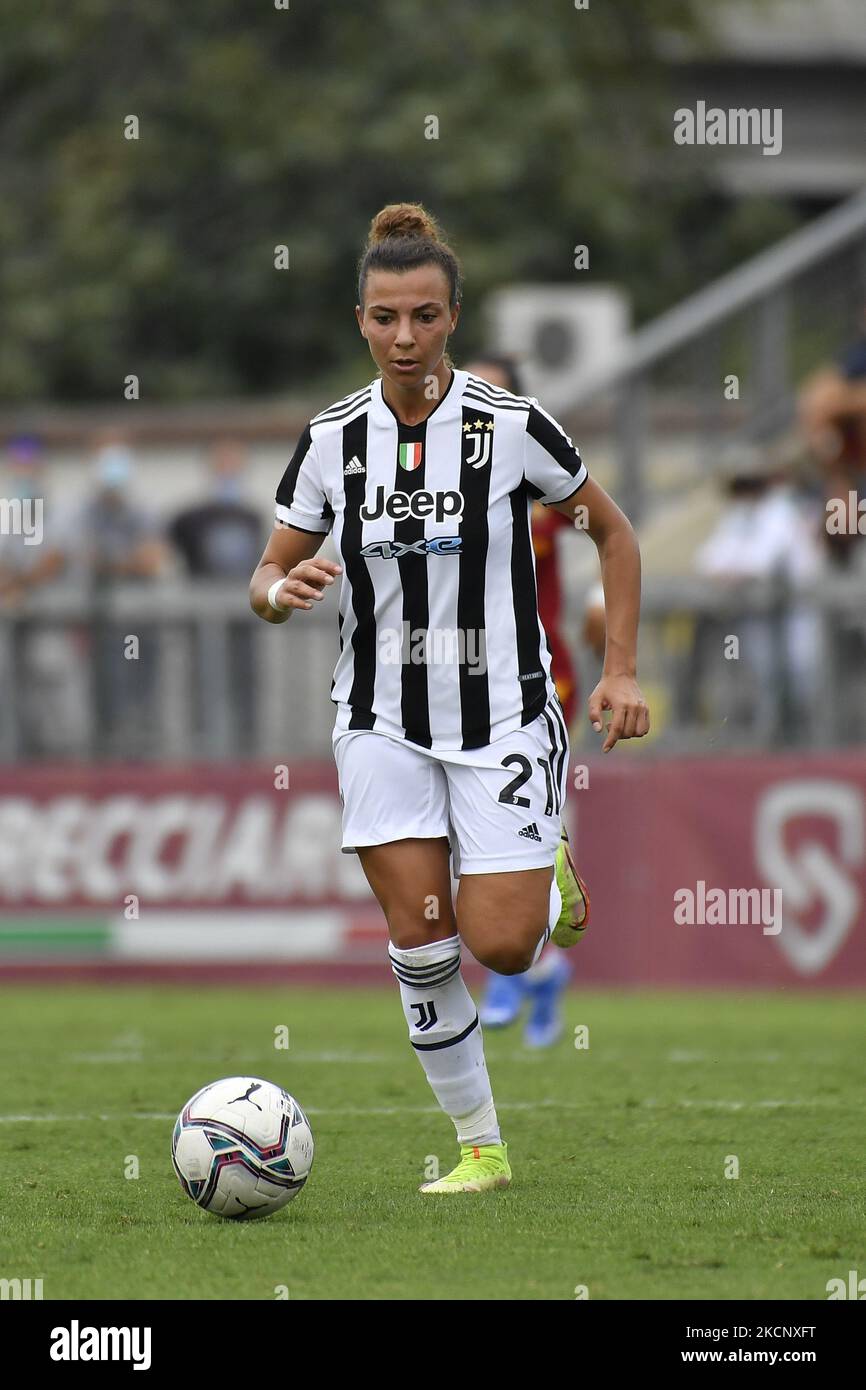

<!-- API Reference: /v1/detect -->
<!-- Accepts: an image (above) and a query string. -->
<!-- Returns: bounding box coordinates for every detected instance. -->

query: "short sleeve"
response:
[523,399,588,505]
[274,423,333,534]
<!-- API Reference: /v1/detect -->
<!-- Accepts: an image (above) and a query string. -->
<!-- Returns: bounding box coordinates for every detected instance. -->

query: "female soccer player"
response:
[250,203,649,1194]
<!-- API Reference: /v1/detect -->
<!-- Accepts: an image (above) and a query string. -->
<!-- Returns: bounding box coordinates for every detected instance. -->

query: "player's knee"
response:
[474,938,536,975]
[387,908,453,952]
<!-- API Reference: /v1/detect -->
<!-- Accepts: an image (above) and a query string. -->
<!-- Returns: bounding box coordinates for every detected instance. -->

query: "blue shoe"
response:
[479,970,527,1028]
[524,954,572,1048]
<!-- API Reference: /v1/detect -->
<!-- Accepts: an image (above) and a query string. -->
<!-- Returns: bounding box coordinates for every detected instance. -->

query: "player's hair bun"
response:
[367,202,443,247]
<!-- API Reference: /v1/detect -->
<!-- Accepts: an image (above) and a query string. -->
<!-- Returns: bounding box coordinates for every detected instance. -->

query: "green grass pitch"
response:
[0,985,863,1300]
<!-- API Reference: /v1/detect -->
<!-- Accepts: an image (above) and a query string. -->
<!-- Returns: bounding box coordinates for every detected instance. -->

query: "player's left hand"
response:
[588,675,650,752]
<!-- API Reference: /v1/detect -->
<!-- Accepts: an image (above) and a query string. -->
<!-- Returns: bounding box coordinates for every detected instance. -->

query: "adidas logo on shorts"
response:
[344,456,365,475]
[518,822,542,841]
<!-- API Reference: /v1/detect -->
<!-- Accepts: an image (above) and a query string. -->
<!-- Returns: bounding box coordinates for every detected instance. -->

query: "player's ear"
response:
[355,304,366,336]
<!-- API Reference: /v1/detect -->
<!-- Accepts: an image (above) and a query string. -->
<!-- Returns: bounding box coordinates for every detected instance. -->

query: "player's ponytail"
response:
[357,202,462,368]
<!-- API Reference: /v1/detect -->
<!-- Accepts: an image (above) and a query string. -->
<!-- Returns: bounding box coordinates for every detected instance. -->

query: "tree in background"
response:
[0,0,795,402]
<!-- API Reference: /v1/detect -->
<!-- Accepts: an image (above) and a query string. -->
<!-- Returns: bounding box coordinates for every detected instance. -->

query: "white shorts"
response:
[332,692,570,875]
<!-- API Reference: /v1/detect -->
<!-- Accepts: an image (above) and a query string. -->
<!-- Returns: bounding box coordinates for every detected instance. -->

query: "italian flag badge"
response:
[398,442,423,471]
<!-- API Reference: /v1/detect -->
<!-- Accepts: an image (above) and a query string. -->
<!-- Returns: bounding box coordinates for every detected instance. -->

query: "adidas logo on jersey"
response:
[344,456,365,475]
[518,822,542,841]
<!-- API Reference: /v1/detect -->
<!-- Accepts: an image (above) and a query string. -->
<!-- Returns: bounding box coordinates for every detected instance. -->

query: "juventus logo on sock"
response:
[411,1000,438,1032]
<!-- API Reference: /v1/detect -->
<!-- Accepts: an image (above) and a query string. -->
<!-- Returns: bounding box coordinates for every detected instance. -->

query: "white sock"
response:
[530,874,562,966]
[389,934,501,1147]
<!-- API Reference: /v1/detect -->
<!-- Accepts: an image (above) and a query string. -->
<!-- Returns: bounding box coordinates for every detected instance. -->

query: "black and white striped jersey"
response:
[274,367,587,751]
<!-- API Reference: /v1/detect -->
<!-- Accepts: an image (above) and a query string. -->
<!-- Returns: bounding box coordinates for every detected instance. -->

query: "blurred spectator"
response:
[0,435,89,755]
[169,439,263,577]
[70,437,166,758]
[690,447,823,744]
[73,439,165,584]
[799,306,866,570]
[0,434,65,604]
[170,438,265,755]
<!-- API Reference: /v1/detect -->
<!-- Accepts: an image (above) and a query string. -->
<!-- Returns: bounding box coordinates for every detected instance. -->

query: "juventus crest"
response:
[463,417,494,469]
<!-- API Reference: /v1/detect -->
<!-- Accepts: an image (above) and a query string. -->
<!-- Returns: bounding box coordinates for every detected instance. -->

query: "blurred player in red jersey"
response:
[465,353,586,1046]
[530,486,579,725]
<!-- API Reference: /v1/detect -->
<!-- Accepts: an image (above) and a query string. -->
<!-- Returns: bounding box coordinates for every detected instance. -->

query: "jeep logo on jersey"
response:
[359,536,463,559]
[359,486,465,522]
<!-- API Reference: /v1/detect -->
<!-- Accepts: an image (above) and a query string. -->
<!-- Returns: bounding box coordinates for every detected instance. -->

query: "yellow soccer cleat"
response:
[550,826,590,948]
[419,1142,511,1194]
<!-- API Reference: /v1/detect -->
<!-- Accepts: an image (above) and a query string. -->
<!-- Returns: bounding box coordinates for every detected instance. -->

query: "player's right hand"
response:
[272,557,342,611]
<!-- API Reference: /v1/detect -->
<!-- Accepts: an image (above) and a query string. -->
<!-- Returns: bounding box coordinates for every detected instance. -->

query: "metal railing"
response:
[5,204,866,762]
[1,577,865,761]
[568,190,866,524]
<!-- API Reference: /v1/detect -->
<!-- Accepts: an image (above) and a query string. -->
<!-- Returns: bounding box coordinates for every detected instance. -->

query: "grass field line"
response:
[62,1047,828,1067]
[0,1096,830,1124]
[666,1049,782,1063]
[70,1052,145,1063]
[67,1049,396,1065]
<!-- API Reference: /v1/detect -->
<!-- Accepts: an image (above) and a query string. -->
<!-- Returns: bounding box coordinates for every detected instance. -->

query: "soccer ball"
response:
[171,1076,314,1220]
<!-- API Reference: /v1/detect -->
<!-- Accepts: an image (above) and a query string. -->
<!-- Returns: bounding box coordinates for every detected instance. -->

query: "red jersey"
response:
[532,501,577,724]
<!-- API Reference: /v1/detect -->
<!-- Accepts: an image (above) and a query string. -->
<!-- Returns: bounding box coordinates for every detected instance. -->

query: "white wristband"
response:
[267,577,289,613]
